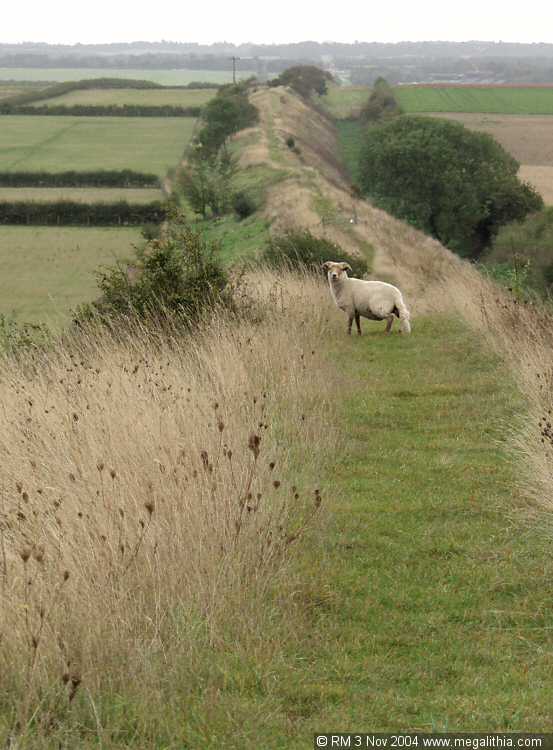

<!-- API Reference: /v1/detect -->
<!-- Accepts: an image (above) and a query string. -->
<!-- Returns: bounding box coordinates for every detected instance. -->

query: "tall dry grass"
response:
[0,268,340,738]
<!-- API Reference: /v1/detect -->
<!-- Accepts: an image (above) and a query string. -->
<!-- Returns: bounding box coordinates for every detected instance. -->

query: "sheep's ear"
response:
[341,262,352,273]
[322,262,331,272]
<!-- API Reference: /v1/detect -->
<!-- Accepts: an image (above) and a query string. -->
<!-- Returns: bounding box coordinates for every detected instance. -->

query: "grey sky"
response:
[4,0,553,45]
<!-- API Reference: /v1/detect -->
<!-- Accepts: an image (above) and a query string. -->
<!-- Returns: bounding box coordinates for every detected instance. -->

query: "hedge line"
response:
[0,200,166,226]
[0,170,160,188]
[0,104,202,117]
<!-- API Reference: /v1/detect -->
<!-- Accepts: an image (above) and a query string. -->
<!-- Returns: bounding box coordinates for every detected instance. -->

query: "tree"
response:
[360,77,402,122]
[269,66,334,98]
[177,149,237,218]
[358,116,543,257]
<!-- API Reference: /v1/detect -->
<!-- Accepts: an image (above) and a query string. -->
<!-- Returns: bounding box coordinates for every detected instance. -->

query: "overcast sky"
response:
[3,0,553,45]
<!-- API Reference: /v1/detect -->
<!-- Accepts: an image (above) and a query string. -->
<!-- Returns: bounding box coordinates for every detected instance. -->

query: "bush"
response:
[177,150,237,218]
[269,66,333,98]
[233,191,257,220]
[484,207,553,292]
[360,77,402,122]
[0,313,51,356]
[261,230,369,277]
[285,136,295,149]
[358,116,543,257]
[74,210,228,326]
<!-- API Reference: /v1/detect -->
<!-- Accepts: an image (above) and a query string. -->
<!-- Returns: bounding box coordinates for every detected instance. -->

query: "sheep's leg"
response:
[355,312,362,336]
[347,315,353,335]
[385,315,395,334]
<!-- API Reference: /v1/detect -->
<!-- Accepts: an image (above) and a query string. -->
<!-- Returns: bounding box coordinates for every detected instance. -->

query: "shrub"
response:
[358,116,543,257]
[485,207,553,292]
[261,229,369,277]
[360,77,402,122]
[0,314,51,356]
[285,136,295,149]
[233,191,257,220]
[177,150,237,218]
[269,66,334,98]
[74,210,228,326]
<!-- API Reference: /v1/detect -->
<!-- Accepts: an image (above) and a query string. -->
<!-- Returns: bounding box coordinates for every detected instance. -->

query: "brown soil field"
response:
[518,165,553,205]
[427,113,553,165]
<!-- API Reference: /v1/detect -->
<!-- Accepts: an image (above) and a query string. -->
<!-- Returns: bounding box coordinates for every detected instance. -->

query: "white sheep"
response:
[322,261,411,336]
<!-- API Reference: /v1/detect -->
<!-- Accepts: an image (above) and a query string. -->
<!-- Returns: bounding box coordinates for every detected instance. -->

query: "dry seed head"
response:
[248,433,261,459]
[145,500,155,516]
[20,548,31,564]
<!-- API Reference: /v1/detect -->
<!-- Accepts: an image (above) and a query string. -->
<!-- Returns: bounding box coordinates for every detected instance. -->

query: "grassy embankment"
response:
[3,84,553,745]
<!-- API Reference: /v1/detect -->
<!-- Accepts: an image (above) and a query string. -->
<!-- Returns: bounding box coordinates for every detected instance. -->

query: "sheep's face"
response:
[322,261,352,282]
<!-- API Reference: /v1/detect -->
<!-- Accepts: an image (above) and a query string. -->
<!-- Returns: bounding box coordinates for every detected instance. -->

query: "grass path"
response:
[176,315,553,748]
[237,315,553,746]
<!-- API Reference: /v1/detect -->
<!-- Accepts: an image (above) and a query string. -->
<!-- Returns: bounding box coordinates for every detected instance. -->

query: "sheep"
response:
[322,261,411,336]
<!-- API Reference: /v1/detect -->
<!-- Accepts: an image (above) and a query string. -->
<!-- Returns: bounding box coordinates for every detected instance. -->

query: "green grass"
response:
[194,213,271,265]
[335,119,366,182]
[396,85,553,114]
[0,68,255,85]
[173,316,553,743]
[0,226,141,327]
[31,87,216,108]
[0,115,197,175]
[280,317,553,733]
[0,187,163,203]
[320,83,370,119]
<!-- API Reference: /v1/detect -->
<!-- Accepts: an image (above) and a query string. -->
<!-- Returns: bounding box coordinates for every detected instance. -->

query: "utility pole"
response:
[230,56,240,85]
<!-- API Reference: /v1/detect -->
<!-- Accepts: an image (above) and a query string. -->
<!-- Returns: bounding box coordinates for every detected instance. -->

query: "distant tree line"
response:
[0,103,202,117]
[0,200,166,226]
[0,170,160,188]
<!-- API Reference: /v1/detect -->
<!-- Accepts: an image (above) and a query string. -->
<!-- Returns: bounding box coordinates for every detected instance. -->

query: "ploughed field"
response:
[0,115,196,175]
[425,112,553,204]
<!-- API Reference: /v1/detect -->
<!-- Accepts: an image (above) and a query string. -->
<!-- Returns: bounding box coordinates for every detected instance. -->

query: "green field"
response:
[396,85,553,114]
[0,187,163,203]
[0,68,255,85]
[0,226,141,326]
[31,87,217,108]
[321,84,370,118]
[0,115,196,175]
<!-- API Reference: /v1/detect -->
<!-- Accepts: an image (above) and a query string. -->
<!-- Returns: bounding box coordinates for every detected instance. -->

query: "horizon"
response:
[4,0,553,47]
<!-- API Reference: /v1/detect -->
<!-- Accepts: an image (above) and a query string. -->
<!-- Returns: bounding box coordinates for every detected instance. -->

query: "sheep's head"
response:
[322,261,352,282]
